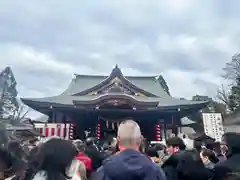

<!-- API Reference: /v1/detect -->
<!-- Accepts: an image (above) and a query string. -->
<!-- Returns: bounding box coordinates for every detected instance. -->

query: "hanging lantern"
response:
[96,119,101,140]
[155,123,161,141]
[112,122,114,130]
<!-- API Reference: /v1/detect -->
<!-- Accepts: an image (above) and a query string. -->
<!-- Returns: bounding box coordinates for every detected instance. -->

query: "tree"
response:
[216,81,240,113]
[192,95,213,113]
[12,104,29,123]
[217,85,230,107]
[0,67,20,147]
[222,53,240,80]
[211,101,227,117]
[189,95,227,123]
[219,53,240,113]
[0,67,18,119]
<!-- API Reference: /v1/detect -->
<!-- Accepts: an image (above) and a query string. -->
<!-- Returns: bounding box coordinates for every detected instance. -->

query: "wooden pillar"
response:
[172,115,179,136]
[52,111,56,123]
[48,111,53,123]
[63,114,67,138]
[163,119,167,140]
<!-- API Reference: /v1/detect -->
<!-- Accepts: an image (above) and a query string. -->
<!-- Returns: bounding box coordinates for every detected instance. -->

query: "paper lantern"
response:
[155,123,161,141]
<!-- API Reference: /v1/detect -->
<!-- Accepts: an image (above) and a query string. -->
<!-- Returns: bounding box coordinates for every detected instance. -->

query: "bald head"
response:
[117,120,142,147]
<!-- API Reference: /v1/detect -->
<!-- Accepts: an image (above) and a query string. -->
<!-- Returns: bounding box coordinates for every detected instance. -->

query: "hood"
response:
[102,149,162,180]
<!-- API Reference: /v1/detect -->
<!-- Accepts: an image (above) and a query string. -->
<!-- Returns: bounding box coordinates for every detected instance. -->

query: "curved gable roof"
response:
[62,74,169,97]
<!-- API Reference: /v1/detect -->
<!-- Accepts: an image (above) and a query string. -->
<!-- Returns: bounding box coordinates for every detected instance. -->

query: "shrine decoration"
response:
[155,123,161,141]
[96,119,101,140]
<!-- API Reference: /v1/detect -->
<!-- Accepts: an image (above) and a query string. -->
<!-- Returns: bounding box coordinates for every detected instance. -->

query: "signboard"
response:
[202,113,224,142]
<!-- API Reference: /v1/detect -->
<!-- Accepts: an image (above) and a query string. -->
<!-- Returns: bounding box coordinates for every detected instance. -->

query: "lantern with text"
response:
[96,119,101,140]
[155,123,161,141]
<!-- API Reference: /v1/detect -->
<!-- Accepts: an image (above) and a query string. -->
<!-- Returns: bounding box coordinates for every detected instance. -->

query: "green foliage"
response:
[189,95,227,124]
[192,95,226,114]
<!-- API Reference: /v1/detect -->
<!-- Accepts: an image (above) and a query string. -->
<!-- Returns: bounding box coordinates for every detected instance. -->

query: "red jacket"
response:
[75,152,92,173]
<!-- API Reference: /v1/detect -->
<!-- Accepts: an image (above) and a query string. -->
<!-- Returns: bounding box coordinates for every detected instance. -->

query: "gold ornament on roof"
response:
[110,77,121,84]
[135,92,145,97]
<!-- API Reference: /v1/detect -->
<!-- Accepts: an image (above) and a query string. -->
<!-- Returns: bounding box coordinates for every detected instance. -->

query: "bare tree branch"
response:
[222,53,240,81]
[216,84,230,105]
[13,104,30,122]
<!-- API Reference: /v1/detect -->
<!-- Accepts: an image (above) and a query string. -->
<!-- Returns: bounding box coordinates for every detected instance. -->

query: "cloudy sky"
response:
[1,0,239,101]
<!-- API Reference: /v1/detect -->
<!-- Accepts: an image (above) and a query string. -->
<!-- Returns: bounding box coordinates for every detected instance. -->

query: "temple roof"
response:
[62,74,169,97]
[21,65,209,112]
[22,93,207,108]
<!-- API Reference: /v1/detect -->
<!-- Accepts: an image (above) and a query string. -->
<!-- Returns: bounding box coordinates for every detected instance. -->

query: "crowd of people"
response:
[0,119,240,180]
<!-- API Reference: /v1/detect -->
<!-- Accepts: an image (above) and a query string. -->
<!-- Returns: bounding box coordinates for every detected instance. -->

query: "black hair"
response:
[146,147,159,158]
[223,133,240,154]
[0,147,14,171]
[7,140,26,160]
[24,146,40,180]
[153,143,166,151]
[27,146,40,162]
[201,149,219,164]
[85,137,95,146]
[6,140,27,177]
[166,137,186,150]
[74,142,86,152]
[0,146,26,179]
[177,150,211,180]
[27,139,78,180]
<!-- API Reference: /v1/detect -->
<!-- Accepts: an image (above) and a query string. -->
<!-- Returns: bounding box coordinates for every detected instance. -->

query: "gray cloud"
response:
[0,0,240,103]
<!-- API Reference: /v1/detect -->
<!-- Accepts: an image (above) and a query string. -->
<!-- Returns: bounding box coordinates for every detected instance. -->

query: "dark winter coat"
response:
[91,149,166,180]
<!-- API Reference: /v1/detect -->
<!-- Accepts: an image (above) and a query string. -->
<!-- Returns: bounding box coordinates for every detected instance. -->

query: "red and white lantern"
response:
[96,119,101,140]
[155,123,161,141]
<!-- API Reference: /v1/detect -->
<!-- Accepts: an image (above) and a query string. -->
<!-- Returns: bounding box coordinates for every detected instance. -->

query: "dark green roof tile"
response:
[62,74,169,97]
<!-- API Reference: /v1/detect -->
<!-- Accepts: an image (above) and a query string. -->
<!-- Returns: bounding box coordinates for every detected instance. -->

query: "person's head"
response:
[0,147,15,179]
[28,146,40,162]
[166,137,186,155]
[146,147,159,158]
[154,143,166,152]
[85,137,95,146]
[117,120,142,150]
[7,140,25,160]
[200,149,219,164]
[73,140,85,153]
[220,143,228,155]
[146,147,160,163]
[223,132,240,155]
[36,138,78,180]
[177,150,211,180]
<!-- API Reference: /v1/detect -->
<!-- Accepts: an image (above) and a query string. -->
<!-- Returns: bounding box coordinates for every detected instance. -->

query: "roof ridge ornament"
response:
[111,64,123,77]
